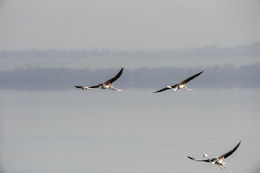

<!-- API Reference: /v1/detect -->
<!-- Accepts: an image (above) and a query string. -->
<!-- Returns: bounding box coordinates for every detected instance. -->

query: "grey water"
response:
[0,89,259,173]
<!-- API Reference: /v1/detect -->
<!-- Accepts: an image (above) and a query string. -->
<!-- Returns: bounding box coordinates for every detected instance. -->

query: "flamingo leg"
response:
[110,86,125,92]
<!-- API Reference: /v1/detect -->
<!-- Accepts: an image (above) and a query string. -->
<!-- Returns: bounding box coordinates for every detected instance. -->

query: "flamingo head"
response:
[203,154,209,158]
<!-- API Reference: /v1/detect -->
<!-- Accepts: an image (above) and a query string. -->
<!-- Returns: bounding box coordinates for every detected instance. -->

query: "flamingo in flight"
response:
[153,71,203,93]
[75,68,124,92]
[187,141,241,173]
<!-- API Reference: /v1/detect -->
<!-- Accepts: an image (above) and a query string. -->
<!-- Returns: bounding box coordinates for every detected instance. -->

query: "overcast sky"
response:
[1,0,260,50]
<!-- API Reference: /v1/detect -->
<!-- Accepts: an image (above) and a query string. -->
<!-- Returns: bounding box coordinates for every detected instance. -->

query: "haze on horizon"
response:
[1,0,260,51]
[1,1,260,173]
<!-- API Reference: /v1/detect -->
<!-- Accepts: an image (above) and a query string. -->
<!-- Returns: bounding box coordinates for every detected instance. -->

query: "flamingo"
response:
[75,68,124,92]
[153,71,203,93]
[187,141,241,173]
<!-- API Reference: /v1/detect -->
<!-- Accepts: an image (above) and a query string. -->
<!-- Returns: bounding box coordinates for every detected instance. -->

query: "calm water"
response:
[0,89,259,173]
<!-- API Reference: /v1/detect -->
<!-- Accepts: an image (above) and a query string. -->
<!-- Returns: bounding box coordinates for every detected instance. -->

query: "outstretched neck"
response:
[203,154,211,162]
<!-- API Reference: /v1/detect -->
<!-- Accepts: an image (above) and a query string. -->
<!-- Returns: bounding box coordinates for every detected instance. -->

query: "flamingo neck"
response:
[203,154,211,162]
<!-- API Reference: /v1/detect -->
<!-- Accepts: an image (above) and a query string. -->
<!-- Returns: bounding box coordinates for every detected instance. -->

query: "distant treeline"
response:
[1,42,260,58]
[0,64,259,90]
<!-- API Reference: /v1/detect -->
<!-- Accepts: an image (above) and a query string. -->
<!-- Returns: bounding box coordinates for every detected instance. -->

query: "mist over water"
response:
[1,44,259,173]
[1,89,259,173]
[1,0,260,172]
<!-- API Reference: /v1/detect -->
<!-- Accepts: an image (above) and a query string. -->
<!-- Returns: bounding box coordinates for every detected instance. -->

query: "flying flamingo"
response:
[153,71,203,93]
[75,68,124,92]
[187,141,241,173]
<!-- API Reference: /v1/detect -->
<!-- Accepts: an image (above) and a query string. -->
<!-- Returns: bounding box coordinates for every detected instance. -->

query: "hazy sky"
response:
[1,0,260,50]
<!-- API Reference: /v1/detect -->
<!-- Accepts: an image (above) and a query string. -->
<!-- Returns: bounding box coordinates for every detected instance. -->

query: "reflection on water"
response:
[0,89,260,173]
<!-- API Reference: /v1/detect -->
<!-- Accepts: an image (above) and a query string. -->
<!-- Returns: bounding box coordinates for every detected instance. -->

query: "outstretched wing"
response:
[74,84,100,90]
[153,84,177,93]
[218,141,241,159]
[75,85,84,89]
[171,84,178,89]
[187,156,210,162]
[88,84,101,88]
[153,87,169,93]
[104,68,124,84]
[180,71,203,85]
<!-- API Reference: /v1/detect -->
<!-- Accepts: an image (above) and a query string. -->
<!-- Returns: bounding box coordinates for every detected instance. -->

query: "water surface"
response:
[1,89,259,173]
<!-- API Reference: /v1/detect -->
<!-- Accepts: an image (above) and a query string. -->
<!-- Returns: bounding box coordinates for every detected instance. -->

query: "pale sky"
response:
[1,0,260,50]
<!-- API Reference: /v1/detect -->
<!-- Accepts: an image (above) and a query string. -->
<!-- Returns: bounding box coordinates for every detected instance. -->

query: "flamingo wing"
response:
[153,84,177,93]
[88,84,101,88]
[187,156,210,162]
[104,68,124,84]
[153,87,169,93]
[218,141,241,159]
[74,85,84,89]
[180,71,203,85]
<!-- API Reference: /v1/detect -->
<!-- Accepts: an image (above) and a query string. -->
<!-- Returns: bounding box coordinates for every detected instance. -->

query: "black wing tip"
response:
[230,140,241,153]
[187,156,195,160]
[116,67,124,74]
[221,140,242,159]
[153,90,160,93]
[118,67,124,73]
[74,85,82,88]
[196,71,203,76]
[115,67,124,77]
[119,68,124,74]
[192,71,203,77]
[233,140,241,149]
[236,140,241,147]
[152,87,168,93]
